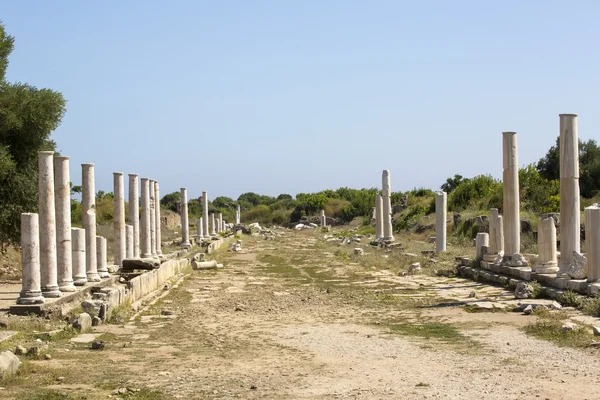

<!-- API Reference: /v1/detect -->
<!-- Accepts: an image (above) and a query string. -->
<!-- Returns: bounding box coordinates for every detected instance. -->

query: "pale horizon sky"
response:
[3,1,599,201]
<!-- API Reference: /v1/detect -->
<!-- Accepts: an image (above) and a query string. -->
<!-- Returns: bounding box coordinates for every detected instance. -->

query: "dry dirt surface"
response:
[3,230,600,400]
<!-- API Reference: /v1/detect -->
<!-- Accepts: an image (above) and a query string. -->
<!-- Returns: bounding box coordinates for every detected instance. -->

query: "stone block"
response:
[70,313,92,332]
[566,279,588,294]
[0,351,20,380]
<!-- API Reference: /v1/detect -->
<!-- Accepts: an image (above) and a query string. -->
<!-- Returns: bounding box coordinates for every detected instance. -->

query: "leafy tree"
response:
[212,196,234,209]
[0,22,66,247]
[441,174,464,194]
[160,191,181,212]
[277,193,293,201]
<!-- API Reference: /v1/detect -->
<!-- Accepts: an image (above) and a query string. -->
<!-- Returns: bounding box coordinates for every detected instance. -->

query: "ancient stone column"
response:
[180,188,190,247]
[197,218,204,237]
[149,180,157,256]
[82,163,100,282]
[382,169,394,240]
[71,228,87,286]
[38,151,61,297]
[496,216,505,256]
[17,213,45,304]
[218,213,223,233]
[96,236,108,276]
[475,232,489,261]
[140,178,152,258]
[559,114,581,277]
[435,191,447,252]
[125,225,133,258]
[585,205,600,282]
[235,205,241,224]
[113,172,126,268]
[320,210,326,228]
[375,194,383,240]
[210,213,216,236]
[54,156,75,292]
[535,217,558,274]
[202,192,210,238]
[502,132,521,257]
[154,181,163,256]
[128,174,139,257]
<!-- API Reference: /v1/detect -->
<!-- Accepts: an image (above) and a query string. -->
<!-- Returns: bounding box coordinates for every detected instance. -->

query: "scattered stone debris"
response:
[91,340,105,350]
[468,291,477,298]
[561,322,578,332]
[353,248,364,256]
[408,263,422,275]
[0,351,19,380]
[568,251,588,279]
[70,313,92,332]
[514,282,534,299]
[593,326,600,336]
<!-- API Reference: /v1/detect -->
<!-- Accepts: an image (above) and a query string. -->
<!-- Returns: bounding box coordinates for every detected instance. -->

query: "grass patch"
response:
[106,301,133,325]
[523,308,594,348]
[388,322,463,341]
[464,304,507,313]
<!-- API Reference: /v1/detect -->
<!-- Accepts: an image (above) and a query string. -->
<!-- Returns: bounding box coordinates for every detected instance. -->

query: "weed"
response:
[529,281,542,298]
[557,290,582,308]
[523,308,594,348]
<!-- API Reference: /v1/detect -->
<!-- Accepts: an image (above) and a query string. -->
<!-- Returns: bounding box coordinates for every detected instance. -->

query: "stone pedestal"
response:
[382,169,394,240]
[202,192,210,238]
[535,217,559,274]
[375,194,383,240]
[154,181,162,256]
[96,236,108,276]
[17,213,45,304]
[559,114,581,277]
[54,156,75,292]
[435,191,447,253]
[502,132,521,257]
[113,173,126,269]
[126,225,134,258]
[210,213,216,236]
[71,228,87,286]
[476,233,489,261]
[128,174,140,257]
[39,151,61,297]
[180,188,191,247]
[140,178,152,258]
[150,180,157,256]
[82,163,100,282]
[585,205,600,282]
[197,218,204,237]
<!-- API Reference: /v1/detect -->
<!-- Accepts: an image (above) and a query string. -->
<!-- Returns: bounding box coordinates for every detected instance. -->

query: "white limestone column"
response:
[149,180,157,256]
[202,192,210,238]
[82,163,100,282]
[197,218,203,237]
[585,205,600,282]
[382,169,394,240]
[489,208,499,254]
[559,114,581,276]
[54,156,75,292]
[71,228,87,286]
[502,132,520,256]
[496,215,505,255]
[38,151,61,297]
[128,174,139,257]
[140,178,152,258]
[210,213,216,236]
[17,213,45,304]
[475,232,489,261]
[125,225,134,258]
[320,210,326,228]
[218,213,223,233]
[535,217,558,274]
[375,194,383,239]
[155,181,163,256]
[181,188,191,246]
[96,236,108,276]
[113,172,126,269]
[236,205,241,224]
[435,191,447,253]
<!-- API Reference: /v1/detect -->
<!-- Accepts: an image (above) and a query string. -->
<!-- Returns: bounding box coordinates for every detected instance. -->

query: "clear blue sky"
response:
[3,1,599,201]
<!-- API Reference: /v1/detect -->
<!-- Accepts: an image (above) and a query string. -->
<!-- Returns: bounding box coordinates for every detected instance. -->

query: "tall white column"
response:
[17,213,45,304]
[382,169,394,241]
[128,174,139,258]
[125,225,134,258]
[149,180,157,256]
[218,213,223,233]
[320,210,326,228]
[535,217,558,274]
[197,218,204,237]
[502,132,520,256]
[181,188,190,247]
[82,163,100,281]
[96,236,108,276]
[375,194,383,240]
[39,151,61,297]
[202,192,210,237]
[476,233,489,261]
[235,205,241,224]
[71,228,87,286]
[210,213,216,236]
[54,156,75,292]
[585,205,600,282]
[559,114,581,277]
[112,172,126,269]
[155,181,163,256]
[140,178,152,258]
[435,191,447,253]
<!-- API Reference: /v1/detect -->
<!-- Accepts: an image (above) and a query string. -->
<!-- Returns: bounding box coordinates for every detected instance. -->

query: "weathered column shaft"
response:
[197,218,204,237]
[39,151,61,297]
[181,188,190,246]
[71,228,87,286]
[375,194,383,239]
[202,192,210,238]
[489,208,499,254]
[502,132,520,255]
[218,213,223,233]
[210,213,216,235]
[155,181,162,256]
[496,215,504,254]
[18,213,45,304]
[236,205,241,224]
[535,217,558,274]
[435,191,447,253]
[126,225,134,258]
[82,163,100,281]
[321,210,326,228]
[54,156,75,292]
[140,178,152,258]
[128,174,140,258]
[475,232,490,261]
[113,172,126,268]
[382,169,394,240]
[96,236,108,276]
[559,114,581,273]
[585,205,600,282]
[149,180,157,256]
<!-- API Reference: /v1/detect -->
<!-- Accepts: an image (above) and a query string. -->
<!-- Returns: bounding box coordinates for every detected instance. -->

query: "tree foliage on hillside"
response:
[0,22,66,247]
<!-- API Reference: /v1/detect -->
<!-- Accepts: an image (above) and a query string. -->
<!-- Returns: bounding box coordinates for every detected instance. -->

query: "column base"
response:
[42,286,62,298]
[17,290,45,304]
[557,271,572,279]
[73,277,87,286]
[98,271,111,278]
[58,281,77,292]
[533,263,559,274]
[383,236,395,241]
[87,273,101,282]
[141,252,153,259]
